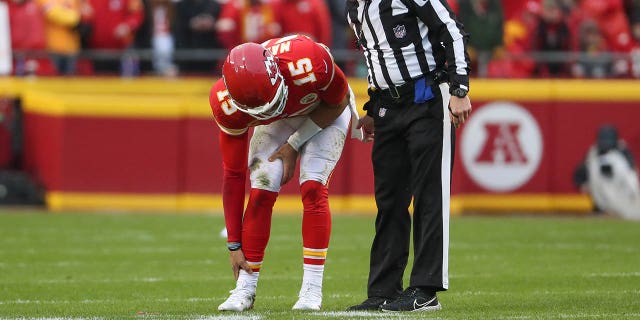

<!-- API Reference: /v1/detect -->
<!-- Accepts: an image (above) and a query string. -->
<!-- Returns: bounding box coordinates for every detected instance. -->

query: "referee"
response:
[346,0,472,312]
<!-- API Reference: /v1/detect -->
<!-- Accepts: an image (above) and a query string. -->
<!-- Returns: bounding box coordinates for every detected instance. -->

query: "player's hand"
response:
[229,249,252,280]
[357,115,375,143]
[449,96,472,128]
[268,143,298,186]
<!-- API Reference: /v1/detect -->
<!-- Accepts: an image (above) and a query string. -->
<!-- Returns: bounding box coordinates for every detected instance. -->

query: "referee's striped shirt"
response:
[347,0,470,91]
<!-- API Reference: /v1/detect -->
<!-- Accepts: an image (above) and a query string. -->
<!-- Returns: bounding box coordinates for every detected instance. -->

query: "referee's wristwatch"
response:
[450,86,468,98]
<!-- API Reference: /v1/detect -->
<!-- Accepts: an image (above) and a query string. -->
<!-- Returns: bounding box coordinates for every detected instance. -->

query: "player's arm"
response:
[219,131,248,245]
[268,43,349,185]
[211,79,254,279]
[210,84,250,246]
[286,41,350,150]
[219,131,254,279]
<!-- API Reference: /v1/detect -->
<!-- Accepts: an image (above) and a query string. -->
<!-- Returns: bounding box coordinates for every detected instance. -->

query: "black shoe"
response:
[380,287,441,312]
[346,297,389,311]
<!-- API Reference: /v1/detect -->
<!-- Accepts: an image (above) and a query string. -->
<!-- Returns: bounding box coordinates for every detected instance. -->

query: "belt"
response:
[372,70,448,99]
[373,80,415,99]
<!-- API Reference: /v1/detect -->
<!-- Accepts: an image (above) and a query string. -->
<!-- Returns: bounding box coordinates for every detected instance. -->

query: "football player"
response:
[210,34,360,311]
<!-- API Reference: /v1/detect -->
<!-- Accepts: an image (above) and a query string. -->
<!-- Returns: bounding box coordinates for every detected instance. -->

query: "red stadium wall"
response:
[1,78,639,213]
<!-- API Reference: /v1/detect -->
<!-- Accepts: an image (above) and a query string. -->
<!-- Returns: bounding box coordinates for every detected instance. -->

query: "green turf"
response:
[0,211,639,319]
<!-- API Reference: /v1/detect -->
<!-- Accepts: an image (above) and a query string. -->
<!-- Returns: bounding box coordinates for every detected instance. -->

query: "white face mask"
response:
[228,75,289,120]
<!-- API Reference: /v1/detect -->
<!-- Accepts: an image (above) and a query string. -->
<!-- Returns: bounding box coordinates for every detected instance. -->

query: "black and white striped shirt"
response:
[347,0,470,91]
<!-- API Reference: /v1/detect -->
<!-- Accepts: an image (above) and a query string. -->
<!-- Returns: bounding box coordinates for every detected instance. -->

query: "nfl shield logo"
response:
[379,107,387,117]
[393,25,407,39]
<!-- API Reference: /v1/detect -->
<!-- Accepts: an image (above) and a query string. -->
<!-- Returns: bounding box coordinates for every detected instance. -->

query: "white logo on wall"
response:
[461,101,543,192]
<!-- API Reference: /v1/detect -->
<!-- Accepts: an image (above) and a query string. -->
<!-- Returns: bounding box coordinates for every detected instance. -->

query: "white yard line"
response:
[191,316,262,320]
[313,311,405,318]
[447,289,640,296]
[495,314,640,320]
[0,295,292,305]
[0,317,104,320]
[585,272,640,277]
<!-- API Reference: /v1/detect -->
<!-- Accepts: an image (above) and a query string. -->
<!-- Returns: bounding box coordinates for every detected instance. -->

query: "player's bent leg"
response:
[219,188,276,312]
[218,270,259,312]
[242,188,278,273]
[293,180,330,311]
[292,109,348,311]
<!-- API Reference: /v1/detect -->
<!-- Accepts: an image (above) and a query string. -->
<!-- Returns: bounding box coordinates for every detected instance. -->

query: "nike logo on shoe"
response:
[414,296,437,310]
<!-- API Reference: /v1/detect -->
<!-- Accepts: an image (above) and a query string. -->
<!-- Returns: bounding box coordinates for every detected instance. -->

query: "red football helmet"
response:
[222,42,289,120]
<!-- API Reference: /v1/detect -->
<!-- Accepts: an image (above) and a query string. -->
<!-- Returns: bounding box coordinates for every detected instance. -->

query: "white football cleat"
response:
[292,281,322,311]
[218,280,256,311]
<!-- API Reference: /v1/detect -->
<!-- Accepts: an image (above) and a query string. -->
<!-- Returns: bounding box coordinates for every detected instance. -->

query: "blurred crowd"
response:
[457,0,640,79]
[4,0,640,78]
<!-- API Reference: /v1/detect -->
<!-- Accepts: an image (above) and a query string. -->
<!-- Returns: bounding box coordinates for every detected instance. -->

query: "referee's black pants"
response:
[366,83,455,299]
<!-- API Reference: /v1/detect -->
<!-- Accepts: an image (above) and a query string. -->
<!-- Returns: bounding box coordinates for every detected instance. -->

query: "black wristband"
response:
[227,242,241,251]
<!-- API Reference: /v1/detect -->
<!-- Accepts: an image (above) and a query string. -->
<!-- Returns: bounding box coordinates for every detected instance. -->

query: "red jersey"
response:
[210,34,349,136]
[86,0,144,49]
[216,0,281,50]
[271,0,332,46]
[8,0,46,50]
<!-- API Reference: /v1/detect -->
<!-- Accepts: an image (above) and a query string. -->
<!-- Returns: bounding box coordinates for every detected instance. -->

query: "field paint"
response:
[496,314,640,320]
[447,289,640,296]
[186,297,218,302]
[455,241,640,252]
[5,277,206,284]
[0,295,291,305]
[0,247,188,255]
[0,318,104,320]
[191,316,262,320]
[586,272,640,278]
[328,293,356,298]
[2,274,301,284]
[0,299,114,305]
[557,314,640,319]
[314,311,403,318]
[0,259,220,268]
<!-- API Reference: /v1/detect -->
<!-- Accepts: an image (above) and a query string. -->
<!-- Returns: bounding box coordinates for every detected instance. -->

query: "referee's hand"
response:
[357,115,375,143]
[449,96,472,128]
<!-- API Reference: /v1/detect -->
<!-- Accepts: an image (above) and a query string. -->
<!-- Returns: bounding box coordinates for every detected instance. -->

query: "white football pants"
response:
[248,106,351,192]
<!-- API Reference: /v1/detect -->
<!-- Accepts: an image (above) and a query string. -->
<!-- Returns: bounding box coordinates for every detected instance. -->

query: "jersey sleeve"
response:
[313,42,349,106]
[210,79,251,242]
[411,0,470,90]
[219,131,248,244]
[209,79,250,136]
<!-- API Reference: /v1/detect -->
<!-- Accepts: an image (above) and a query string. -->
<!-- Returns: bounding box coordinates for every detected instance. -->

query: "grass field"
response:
[0,211,639,320]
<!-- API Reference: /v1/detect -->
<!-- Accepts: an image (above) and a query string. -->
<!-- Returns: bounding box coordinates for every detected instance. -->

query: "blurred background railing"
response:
[8,48,640,80]
[3,0,640,79]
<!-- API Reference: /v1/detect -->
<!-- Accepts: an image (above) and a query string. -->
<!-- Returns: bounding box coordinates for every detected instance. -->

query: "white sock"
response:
[237,270,259,290]
[302,264,324,288]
